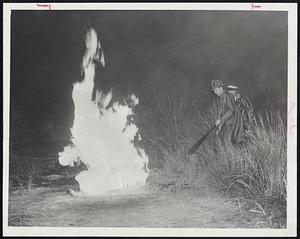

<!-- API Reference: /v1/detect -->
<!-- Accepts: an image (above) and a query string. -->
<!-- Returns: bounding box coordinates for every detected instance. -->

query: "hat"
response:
[211,80,224,90]
[226,85,238,91]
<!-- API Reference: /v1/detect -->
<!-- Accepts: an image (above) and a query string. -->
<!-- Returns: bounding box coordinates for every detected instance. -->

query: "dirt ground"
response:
[8,185,269,228]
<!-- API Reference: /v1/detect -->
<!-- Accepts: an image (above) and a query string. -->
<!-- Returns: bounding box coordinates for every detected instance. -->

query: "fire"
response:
[59,28,148,195]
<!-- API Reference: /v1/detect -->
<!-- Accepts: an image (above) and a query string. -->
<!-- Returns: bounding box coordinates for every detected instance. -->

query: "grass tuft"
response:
[137,73,287,228]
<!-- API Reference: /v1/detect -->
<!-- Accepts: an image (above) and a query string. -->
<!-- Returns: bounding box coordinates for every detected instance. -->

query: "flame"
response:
[59,28,148,195]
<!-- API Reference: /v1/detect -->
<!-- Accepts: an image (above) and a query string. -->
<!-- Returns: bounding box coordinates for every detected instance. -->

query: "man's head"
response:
[211,80,224,97]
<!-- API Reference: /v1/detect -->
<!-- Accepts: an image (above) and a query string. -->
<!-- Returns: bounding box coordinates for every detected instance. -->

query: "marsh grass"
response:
[199,112,287,228]
[137,73,287,228]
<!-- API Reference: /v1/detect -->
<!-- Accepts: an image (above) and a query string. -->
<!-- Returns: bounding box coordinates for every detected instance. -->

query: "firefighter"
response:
[211,80,245,144]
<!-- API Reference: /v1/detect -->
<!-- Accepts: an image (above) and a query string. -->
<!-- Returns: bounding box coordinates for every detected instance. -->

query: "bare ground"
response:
[8,185,270,228]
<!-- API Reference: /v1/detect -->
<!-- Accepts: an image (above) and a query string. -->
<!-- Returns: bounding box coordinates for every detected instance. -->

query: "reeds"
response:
[136,72,287,227]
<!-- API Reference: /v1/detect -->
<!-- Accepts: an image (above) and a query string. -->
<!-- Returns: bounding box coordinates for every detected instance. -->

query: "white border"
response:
[3,2,297,237]
[1,2,298,11]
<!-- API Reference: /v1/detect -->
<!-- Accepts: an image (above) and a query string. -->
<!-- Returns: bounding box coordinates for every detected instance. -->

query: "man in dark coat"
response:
[211,80,244,144]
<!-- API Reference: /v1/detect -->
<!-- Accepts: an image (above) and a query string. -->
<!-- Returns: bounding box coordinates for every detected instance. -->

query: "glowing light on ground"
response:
[59,28,148,195]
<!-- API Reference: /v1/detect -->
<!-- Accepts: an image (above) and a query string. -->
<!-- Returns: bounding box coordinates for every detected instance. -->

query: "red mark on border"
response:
[37,3,52,10]
[251,3,262,10]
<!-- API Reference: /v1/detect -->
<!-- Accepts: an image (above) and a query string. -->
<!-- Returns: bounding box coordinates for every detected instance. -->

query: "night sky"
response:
[10,10,287,152]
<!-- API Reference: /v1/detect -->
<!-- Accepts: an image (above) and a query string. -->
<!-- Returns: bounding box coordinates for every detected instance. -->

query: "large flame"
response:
[59,28,148,195]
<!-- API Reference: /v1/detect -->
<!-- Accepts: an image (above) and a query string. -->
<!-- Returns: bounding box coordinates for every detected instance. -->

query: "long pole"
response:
[188,125,216,154]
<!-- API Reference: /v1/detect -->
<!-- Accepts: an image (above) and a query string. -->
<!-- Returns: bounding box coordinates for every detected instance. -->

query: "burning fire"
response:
[59,28,148,195]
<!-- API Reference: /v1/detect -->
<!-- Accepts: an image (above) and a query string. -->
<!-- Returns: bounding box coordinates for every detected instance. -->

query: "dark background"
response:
[10,10,287,159]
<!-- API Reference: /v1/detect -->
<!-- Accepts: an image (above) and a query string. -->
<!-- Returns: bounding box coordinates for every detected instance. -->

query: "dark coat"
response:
[219,92,244,144]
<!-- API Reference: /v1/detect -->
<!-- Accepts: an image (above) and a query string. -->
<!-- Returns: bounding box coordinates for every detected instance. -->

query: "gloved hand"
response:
[215,119,222,130]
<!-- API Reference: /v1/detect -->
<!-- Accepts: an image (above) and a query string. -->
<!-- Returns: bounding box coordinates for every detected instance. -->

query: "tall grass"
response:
[136,71,287,227]
[197,112,286,195]
[202,112,286,227]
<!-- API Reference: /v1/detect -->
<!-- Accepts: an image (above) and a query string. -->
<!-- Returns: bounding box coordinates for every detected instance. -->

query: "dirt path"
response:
[8,187,264,228]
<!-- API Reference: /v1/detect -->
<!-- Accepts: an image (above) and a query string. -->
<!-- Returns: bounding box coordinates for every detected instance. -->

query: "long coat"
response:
[219,92,244,144]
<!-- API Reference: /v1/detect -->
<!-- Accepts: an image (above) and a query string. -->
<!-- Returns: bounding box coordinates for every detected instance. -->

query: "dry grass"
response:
[8,186,262,227]
[136,73,287,228]
[198,112,287,228]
